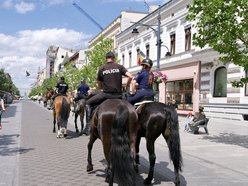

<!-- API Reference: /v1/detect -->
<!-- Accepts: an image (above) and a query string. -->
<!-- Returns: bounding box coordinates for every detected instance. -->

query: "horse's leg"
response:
[79,110,85,134]
[108,161,113,186]
[87,131,97,172]
[144,138,156,185]
[135,131,141,165]
[53,111,56,133]
[74,113,79,133]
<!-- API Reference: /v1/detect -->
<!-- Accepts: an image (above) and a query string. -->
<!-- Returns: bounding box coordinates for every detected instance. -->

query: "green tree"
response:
[187,0,248,87]
[85,38,114,87]
[0,68,20,95]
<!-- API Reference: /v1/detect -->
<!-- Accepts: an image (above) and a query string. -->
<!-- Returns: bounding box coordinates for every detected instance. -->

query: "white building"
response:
[46,46,58,78]
[88,11,148,51]
[53,47,77,74]
[116,0,248,120]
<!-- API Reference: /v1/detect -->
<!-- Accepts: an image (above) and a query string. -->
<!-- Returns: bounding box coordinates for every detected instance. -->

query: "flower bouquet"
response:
[154,71,168,84]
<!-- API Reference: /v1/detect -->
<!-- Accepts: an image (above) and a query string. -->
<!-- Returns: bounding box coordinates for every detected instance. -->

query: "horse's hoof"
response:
[144,178,152,185]
[87,164,93,172]
[76,129,79,133]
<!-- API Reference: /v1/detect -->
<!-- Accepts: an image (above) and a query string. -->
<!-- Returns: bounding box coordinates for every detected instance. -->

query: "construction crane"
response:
[72,2,104,31]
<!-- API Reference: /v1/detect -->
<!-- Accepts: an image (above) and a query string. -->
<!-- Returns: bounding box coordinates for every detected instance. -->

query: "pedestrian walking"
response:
[0,95,6,129]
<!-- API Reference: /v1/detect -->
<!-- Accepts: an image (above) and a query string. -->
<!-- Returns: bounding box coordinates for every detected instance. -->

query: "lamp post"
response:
[132,7,163,71]
[132,6,170,101]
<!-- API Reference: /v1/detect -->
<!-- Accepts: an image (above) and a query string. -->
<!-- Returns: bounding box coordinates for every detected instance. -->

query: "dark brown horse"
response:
[86,99,139,186]
[136,102,182,186]
[45,89,71,138]
[74,98,87,134]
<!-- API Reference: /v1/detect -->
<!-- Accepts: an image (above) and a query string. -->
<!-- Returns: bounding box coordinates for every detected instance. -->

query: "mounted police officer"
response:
[128,58,154,105]
[49,76,68,109]
[83,51,133,135]
[73,79,90,113]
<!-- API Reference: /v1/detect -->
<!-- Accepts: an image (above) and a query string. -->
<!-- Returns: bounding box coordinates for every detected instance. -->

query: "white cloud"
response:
[0,28,92,94]
[2,0,13,9]
[15,2,35,14]
[47,0,66,5]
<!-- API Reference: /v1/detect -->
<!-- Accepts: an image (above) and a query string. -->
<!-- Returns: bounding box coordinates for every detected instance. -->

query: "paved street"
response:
[1,100,248,186]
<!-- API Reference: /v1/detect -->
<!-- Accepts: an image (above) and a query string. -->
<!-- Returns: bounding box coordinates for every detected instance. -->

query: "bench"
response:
[189,118,209,134]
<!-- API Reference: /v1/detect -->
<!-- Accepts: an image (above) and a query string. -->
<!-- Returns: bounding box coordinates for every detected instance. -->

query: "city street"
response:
[1,100,248,186]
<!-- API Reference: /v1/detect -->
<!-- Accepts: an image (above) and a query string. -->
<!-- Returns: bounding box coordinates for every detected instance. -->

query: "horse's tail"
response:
[166,106,183,173]
[60,97,70,128]
[110,104,135,186]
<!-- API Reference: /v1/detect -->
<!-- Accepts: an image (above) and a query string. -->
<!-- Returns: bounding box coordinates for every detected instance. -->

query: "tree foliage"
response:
[86,38,114,87]
[0,68,20,96]
[187,0,248,86]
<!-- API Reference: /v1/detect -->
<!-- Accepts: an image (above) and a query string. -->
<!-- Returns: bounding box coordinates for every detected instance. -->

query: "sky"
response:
[0,0,167,95]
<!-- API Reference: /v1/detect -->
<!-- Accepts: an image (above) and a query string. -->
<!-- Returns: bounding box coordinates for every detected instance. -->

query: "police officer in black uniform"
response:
[83,51,133,135]
[49,76,68,109]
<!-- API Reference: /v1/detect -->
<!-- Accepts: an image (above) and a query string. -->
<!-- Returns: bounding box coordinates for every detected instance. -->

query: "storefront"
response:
[159,61,200,115]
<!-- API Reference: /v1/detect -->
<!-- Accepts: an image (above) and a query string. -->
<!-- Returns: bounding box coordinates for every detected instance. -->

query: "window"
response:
[166,79,193,110]
[185,27,191,51]
[136,48,140,66]
[128,51,132,67]
[122,53,125,65]
[213,67,227,97]
[146,44,150,58]
[170,33,176,55]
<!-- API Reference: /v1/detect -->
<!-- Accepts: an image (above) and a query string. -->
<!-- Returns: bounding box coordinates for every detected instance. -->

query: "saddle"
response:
[135,96,154,114]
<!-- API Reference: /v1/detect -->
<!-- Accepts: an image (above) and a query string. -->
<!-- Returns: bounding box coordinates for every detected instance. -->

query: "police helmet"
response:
[61,76,65,81]
[106,51,115,59]
[141,58,153,68]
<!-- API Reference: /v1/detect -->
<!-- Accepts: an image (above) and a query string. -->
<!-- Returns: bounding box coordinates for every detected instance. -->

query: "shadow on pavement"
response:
[2,105,17,118]
[0,134,34,156]
[203,133,248,149]
[64,129,83,139]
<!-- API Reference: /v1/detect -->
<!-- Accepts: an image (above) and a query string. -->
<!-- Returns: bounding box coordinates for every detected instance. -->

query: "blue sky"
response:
[0,0,166,95]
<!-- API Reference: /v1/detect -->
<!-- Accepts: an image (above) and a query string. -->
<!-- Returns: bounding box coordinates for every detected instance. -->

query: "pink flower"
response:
[154,71,168,83]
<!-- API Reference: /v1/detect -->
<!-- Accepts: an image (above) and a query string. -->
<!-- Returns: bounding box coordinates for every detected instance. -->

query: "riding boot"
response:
[83,105,92,136]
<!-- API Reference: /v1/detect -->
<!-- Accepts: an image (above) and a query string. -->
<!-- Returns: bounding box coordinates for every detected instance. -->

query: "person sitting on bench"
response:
[188,106,206,134]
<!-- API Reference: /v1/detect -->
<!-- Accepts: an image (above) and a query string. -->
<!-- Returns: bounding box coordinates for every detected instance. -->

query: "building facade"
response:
[88,11,148,51]
[116,0,247,120]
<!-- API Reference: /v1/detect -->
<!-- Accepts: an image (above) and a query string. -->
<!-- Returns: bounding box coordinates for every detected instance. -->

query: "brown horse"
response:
[45,89,71,138]
[136,102,182,186]
[86,99,139,186]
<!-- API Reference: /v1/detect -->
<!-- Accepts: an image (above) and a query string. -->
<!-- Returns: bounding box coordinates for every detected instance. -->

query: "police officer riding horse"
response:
[83,51,133,135]
[128,58,155,106]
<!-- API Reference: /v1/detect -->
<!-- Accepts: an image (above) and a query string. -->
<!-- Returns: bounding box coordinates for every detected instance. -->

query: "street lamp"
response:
[132,6,171,70]
[132,6,170,101]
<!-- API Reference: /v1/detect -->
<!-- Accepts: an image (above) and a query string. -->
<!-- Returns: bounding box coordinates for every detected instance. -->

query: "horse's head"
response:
[45,89,54,100]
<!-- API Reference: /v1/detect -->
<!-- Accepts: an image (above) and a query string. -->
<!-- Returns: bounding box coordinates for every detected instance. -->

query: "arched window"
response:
[214,67,227,97]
